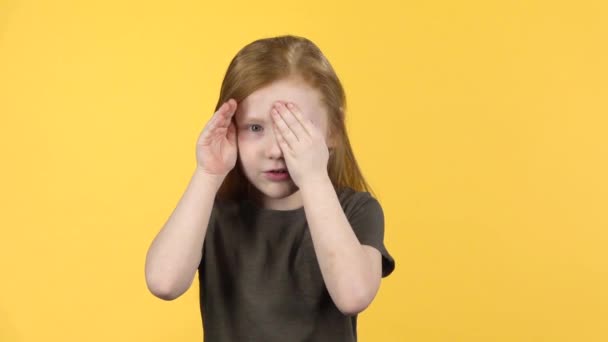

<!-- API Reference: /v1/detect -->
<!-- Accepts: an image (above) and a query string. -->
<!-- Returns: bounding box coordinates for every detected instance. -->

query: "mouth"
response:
[264,168,291,181]
[266,169,288,174]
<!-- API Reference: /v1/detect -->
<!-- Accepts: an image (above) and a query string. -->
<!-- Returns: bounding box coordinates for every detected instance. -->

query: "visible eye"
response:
[249,124,263,132]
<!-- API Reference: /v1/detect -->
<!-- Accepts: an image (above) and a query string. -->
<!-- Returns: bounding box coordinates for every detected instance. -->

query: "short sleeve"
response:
[346,193,395,277]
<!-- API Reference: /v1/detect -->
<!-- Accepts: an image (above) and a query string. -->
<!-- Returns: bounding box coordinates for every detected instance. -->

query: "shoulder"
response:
[213,196,243,213]
[337,187,382,219]
[338,187,395,277]
[208,197,244,227]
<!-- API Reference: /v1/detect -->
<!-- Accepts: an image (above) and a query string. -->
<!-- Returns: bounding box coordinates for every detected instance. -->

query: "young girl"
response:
[145,35,395,341]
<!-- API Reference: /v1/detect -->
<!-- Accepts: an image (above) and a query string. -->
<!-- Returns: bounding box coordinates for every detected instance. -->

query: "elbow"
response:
[146,277,181,301]
[336,293,372,317]
[338,303,368,317]
[145,271,188,301]
[335,284,378,317]
[148,283,180,301]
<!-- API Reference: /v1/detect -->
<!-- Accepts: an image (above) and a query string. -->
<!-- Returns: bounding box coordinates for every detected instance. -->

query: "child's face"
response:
[234,77,330,210]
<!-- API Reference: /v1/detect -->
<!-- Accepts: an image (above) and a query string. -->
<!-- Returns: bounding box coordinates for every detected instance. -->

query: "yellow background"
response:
[1,0,607,341]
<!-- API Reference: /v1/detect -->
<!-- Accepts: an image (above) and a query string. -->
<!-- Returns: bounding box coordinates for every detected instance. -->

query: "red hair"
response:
[214,35,375,201]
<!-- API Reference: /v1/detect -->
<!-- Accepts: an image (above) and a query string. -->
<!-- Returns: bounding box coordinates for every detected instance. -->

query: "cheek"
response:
[236,135,261,157]
[237,149,254,172]
[238,133,257,147]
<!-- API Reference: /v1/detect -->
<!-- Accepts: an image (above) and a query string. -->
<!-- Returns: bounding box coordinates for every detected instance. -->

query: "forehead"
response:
[236,78,327,124]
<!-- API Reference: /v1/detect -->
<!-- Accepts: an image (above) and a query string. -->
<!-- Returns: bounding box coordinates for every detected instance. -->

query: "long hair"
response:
[214,35,375,201]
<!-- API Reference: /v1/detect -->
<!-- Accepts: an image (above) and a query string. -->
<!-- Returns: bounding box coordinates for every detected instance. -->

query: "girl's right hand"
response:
[195,99,238,178]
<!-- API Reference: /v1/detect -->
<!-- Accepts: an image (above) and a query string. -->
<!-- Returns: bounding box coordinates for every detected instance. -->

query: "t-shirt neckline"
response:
[242,198,305,216]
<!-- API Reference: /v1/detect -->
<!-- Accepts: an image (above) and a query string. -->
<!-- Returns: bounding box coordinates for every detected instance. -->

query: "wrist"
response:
[299,172,332,192]
[193,168,226,190]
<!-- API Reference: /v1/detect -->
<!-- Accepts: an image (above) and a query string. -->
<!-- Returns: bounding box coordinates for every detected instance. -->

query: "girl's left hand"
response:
[271,101,329,188]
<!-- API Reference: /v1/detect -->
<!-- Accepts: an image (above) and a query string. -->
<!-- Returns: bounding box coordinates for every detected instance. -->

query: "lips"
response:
[264,168,291,181]
[267,169,288,173]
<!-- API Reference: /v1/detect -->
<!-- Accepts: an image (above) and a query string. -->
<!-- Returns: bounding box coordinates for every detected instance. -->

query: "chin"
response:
[254,181,299,199]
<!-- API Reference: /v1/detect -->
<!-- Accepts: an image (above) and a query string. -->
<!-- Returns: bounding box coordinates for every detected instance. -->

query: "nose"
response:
[265,128,284,159]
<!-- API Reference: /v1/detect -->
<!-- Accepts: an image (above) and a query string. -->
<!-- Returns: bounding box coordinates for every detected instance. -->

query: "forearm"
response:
[145,168,224,300]
[299,176,376,315]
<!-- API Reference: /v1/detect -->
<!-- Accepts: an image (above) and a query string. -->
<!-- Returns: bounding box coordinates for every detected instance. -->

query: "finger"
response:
[213,99,237,128]
[270,108,298,148]
[222,99,237,120]
[226,98,237,115]
[271,108,298,149]
[285,102,314,137]
[209,101,229,127]
[273,102,309,141]
[272,119,294,153]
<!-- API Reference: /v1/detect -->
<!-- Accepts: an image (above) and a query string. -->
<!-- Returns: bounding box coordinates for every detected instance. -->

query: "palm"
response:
[195,99,238,176]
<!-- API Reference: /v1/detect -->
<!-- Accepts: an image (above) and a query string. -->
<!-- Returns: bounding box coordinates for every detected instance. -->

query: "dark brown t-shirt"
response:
[197,187,395,341]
